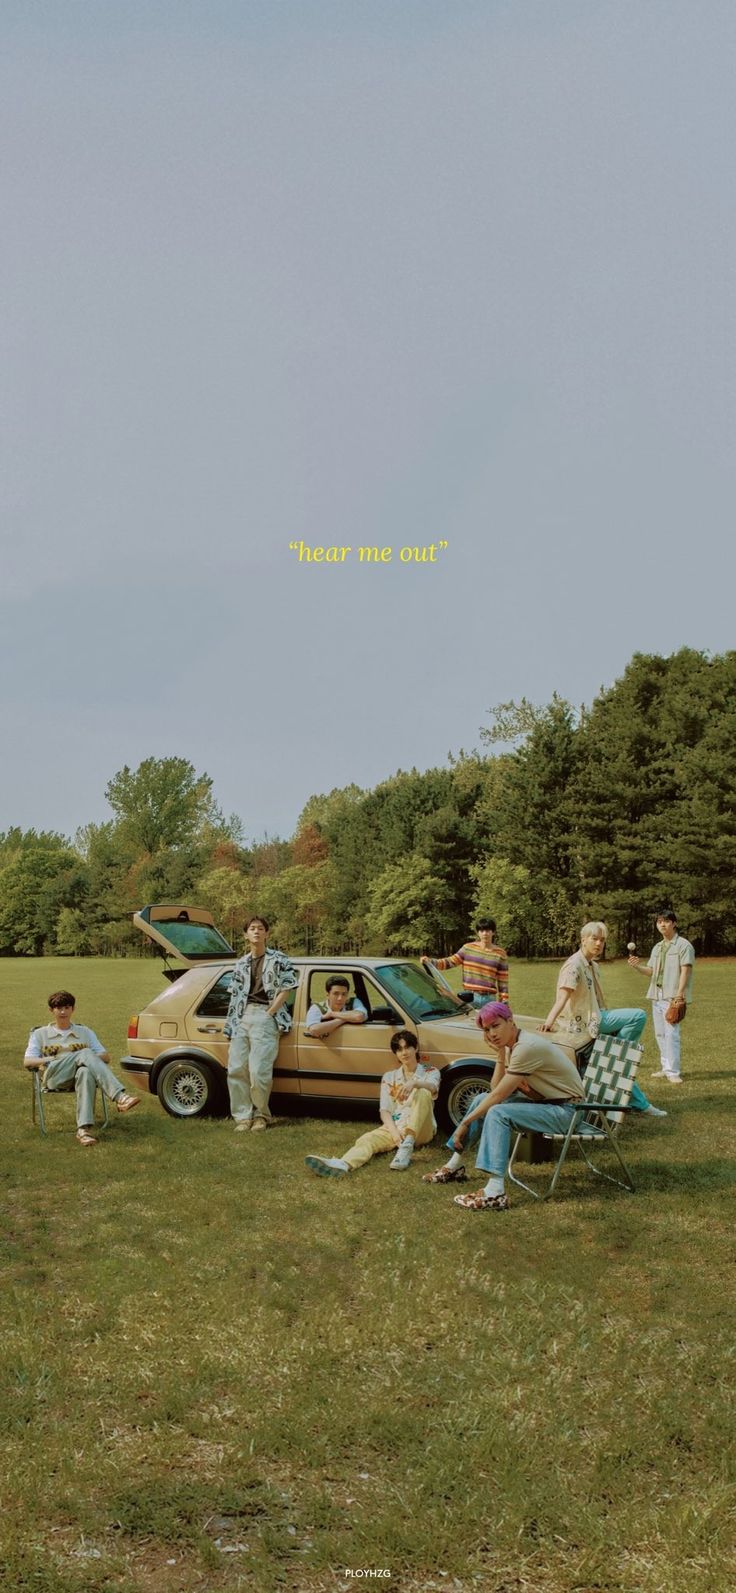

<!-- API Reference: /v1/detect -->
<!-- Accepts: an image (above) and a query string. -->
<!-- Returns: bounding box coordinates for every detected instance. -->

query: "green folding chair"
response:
[507,1033,643,1200]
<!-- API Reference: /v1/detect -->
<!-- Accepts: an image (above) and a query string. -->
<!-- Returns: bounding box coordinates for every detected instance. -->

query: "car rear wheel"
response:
[440,1069,489,1131]
[156,1057,221,1119]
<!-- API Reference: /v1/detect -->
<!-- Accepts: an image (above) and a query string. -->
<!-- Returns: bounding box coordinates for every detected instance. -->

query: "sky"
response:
[3,0,735,845]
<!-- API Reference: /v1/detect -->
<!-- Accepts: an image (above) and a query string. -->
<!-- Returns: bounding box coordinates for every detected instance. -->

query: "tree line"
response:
[2,649,734,959]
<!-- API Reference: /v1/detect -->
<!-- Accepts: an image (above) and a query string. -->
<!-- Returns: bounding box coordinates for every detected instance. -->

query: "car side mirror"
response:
[457,991,475,1006]
[370,1005,403,1025]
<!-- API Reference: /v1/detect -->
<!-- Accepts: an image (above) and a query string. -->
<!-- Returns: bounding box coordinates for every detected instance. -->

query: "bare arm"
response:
[628,957,651,976]
[380,1109,402,1147]
[539,987,573,1031]
[305,1009,367,1037]
[450,1070,520,1146]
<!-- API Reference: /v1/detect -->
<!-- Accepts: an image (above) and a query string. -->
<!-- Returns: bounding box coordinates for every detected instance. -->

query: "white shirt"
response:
[379,1062,441,1122]
[305,996,367,1031]
[25,1021,106,1060]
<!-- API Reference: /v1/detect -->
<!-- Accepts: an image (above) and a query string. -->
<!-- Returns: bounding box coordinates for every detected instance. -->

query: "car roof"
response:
[176,955,411,972]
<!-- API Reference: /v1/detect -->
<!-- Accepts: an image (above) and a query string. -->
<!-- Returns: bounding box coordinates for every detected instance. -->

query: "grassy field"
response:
[2,956,735,1593]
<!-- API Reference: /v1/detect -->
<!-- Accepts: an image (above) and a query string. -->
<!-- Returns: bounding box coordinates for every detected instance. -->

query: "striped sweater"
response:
[434,941,509,999]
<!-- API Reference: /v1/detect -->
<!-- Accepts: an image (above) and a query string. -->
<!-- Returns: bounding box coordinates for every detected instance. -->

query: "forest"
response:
[3,649,734,958]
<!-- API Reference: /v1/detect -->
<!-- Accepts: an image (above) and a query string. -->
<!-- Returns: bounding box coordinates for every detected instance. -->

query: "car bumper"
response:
[120,1055,153,1094]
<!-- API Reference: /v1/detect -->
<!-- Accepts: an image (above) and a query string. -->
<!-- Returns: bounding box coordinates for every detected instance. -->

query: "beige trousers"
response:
[342,1087,435,1171]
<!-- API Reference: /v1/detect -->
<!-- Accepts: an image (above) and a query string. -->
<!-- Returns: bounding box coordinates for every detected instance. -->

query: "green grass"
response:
[2,956,735,1592]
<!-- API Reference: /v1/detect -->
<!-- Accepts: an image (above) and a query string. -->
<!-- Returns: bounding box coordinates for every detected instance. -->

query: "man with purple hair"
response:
[422,1001,586,1211]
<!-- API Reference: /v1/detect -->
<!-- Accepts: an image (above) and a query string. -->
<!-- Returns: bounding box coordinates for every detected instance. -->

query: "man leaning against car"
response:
[224,916,299,1133]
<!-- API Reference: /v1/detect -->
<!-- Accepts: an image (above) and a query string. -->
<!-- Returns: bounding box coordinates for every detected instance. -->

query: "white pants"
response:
[652,999,682,1078]
[227,1007,280,1122]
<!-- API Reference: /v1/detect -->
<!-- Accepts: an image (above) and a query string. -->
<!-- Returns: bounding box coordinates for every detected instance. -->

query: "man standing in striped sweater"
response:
[421,918,509,1009]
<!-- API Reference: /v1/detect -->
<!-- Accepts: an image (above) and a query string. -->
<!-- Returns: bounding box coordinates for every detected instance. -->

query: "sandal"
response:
[421,1163,467,1184]
[115,1093,140,1114]
[453,1189,510,1212]
[76,1128,97,1147]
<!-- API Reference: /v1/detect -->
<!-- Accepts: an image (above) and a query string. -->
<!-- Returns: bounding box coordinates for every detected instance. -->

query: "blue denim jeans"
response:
[598,1007,650,1111]
[450,1090,578,1178]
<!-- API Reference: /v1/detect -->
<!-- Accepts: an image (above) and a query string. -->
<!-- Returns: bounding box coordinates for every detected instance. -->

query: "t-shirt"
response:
[646,936,695,1003]
[506,1029,586,1103]
[305,996,367,1030]
[248,954,270,1005]
[25,1022,106,1061]
[553,949,603,1038]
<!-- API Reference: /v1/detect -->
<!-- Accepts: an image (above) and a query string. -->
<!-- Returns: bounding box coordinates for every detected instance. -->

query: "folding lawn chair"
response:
[28,1061,110,1137]
[507,1033,643,1200]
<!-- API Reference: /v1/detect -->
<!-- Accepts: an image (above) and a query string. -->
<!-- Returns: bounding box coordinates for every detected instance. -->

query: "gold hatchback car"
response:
[122,904,548,1130]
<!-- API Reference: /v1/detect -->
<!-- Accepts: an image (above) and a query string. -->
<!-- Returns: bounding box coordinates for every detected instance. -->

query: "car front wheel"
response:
[440,1069,490,1131]
[156,1057,221,1119]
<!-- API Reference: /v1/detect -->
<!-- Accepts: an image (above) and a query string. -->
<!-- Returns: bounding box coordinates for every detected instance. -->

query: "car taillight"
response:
[127,1015,139,1039]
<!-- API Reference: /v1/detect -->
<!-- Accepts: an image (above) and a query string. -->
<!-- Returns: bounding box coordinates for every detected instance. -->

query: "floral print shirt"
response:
[224,947,299,1037]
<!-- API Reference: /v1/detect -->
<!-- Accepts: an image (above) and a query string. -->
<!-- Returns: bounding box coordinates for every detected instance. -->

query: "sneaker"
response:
[305,1155,350,1178]
[643,1104,668,1118]
[251,1117,269,1132]
[389,1142,413,1171]
[234,1120,252,1132]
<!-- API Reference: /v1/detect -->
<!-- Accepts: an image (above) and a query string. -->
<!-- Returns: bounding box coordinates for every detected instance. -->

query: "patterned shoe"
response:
[453,1189,510,1212]
[421,1164,468,1184]
[115,1093,140,1114]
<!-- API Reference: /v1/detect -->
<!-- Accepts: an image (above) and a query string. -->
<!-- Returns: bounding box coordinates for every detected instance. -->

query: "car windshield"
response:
[375,962,460,1022]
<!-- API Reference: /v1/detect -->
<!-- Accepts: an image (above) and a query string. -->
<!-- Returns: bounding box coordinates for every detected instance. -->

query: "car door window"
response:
[197,972,296,1023]
[196,972,233,1018]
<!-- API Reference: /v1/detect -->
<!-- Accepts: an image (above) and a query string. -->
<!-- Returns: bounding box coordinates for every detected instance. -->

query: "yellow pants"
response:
[342,1088,435,1170]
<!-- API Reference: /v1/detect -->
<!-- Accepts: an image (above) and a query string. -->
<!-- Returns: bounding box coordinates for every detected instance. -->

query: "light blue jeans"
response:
[450,1091,577,1178]
[227,1006,280,1122]
[43,1048,126,1128]
[598,1008,650,1111]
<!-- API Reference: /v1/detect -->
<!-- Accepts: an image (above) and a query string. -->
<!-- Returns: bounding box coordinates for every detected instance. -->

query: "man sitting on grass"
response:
[305,1029,440,1178]
[422,1001,585,1211]
[24,990,139,1147]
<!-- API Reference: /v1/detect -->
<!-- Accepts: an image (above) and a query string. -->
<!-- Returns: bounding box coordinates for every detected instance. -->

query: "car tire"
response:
[156,1057,223,1119]
[439,1069,490,1131]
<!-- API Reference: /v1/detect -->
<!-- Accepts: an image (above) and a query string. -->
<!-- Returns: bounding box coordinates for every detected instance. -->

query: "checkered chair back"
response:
[581,1034,643,1125]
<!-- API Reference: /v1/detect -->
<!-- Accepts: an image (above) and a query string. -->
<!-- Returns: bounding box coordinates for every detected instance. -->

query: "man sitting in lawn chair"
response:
[422,1001,585,1211]
[305,1029,440,1177]
[24,990,139,1147]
